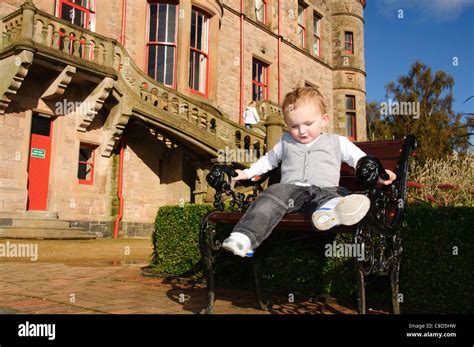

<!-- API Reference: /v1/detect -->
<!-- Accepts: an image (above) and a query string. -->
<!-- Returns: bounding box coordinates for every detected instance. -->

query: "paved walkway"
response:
[0,262,366,314]
[0,239,373,314]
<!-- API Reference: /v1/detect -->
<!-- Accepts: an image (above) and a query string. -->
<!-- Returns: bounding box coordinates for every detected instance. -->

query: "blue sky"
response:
[364,0,474,117]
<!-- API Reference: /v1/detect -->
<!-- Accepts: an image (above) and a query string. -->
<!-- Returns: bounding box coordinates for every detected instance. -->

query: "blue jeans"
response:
[233,183,342,249]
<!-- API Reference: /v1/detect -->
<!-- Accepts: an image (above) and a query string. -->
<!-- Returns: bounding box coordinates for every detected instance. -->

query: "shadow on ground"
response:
[161,276,387,314]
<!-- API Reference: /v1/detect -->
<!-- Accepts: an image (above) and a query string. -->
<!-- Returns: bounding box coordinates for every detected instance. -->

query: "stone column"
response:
[20,0,37,42]
[264,113,284,151]
[191,161,211,204]
[105,40,117,68]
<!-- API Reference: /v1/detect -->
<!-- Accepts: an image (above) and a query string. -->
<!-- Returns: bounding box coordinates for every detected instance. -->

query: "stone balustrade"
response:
[1,10,23,49]
[32,11,112,67]
[113,37,268,159]
[257,100,284,119]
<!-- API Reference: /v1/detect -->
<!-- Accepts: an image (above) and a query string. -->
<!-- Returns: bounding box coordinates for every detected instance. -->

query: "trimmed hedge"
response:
[400,204,474,313]
[152,204,214,275]
[151,203,473,313]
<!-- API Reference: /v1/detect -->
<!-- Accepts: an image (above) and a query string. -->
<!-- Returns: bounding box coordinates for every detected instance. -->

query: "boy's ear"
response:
[321,113,330,126]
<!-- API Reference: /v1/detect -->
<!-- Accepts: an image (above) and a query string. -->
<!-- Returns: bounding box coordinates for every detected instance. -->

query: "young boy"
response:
[223,87,396,257]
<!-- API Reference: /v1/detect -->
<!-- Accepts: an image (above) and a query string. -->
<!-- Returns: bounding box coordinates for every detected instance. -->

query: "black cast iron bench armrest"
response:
[206,164,274,212]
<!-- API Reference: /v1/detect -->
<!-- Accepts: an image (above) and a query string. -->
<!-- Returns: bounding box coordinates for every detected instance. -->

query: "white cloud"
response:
[375,0,474,22]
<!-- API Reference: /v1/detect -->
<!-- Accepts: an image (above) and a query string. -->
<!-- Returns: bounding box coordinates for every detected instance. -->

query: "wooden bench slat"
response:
[357,147,402,157]
[356,143,403,163]
[338,179,365,192]
[208,211,354,232]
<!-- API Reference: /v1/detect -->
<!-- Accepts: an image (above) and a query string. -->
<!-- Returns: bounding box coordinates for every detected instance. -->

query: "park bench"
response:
[200,134,417,314]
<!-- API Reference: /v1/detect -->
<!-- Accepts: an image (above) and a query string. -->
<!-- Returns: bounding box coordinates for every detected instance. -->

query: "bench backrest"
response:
[340,139,404,192]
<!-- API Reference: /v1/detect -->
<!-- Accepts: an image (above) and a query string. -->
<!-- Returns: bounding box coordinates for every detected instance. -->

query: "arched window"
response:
[252,58,268,101]
[345,95,356,140]
[344,31,354,53]
[297,2,307,48]
[255,0,266,24]
[312,13,321,56]
[189,8,209,96]
[146,1,178,87]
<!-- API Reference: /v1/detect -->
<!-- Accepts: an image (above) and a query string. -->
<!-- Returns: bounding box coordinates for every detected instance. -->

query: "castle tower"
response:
[330,0,367,141]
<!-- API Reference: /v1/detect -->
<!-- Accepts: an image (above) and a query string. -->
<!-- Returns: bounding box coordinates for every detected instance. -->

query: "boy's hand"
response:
[378,169,396,185]
[232,169,249,181]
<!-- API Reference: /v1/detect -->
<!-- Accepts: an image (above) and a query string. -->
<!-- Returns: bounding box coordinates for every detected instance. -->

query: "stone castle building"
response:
[0,0,367,237]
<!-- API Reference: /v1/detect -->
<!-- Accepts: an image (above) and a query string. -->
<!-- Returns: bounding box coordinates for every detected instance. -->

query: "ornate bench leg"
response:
[356,267,367,314]
[253,255,271,311]
[199,214,217,314]
[354,220,371,315]
[390,232,402,314]
[390,260,401,314]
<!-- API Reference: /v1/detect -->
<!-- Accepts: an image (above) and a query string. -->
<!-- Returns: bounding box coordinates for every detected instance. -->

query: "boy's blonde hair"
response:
[282,87,327,117]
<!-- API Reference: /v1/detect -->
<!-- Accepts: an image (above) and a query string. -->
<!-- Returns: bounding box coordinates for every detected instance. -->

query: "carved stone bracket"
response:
[75,76,114,132]
[0,50,34,115]
[40,65,76,100]
[101,88,131,157]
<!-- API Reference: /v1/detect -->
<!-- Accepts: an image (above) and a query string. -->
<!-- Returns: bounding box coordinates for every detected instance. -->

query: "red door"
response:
[27,115,53,210]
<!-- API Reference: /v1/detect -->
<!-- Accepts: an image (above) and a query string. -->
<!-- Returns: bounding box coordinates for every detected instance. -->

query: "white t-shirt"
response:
[243,106,260,124]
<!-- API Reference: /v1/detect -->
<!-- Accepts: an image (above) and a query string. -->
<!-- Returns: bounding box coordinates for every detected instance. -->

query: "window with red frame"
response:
[252,58,268,101]
[344,31,354,53]
[345,95,356,140]
[312,13,321,56]
[147,2,178,87]
[57,0,96,30]
[78,143,96,184]
[255,0,266,24]
[297,2,306,48]
[189,8,209,96]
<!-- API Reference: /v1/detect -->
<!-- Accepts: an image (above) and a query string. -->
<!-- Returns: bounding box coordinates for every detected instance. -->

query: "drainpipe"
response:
[239,0,244,125]
[120,0,127,45]
[277,0,282,104]
[113,141,125,239]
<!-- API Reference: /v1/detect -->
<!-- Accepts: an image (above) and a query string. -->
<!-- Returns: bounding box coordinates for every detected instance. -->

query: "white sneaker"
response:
[312,195,370,231]
[222,232,254,257]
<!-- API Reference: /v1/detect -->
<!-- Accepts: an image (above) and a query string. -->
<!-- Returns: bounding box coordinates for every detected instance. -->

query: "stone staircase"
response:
[0,212,97,240]
[0,4,271,159]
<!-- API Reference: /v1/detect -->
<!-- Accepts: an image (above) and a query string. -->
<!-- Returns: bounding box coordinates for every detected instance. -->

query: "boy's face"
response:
[285,102,329,144]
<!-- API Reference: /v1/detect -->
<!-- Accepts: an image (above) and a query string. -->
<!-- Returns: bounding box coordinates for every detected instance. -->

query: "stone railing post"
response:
[20,0,36,42]
[105,39,117,68]
[264,113,284,151]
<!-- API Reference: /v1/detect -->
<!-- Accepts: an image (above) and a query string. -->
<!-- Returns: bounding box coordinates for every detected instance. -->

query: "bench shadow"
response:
[264,294,358,314]
[161,276,380,314]
[162,277,263,314]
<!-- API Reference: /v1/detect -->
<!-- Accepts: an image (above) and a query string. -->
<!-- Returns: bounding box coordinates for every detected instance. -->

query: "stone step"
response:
[11,219,71,229]
[0,227,96,240]
[25,211,59,220]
